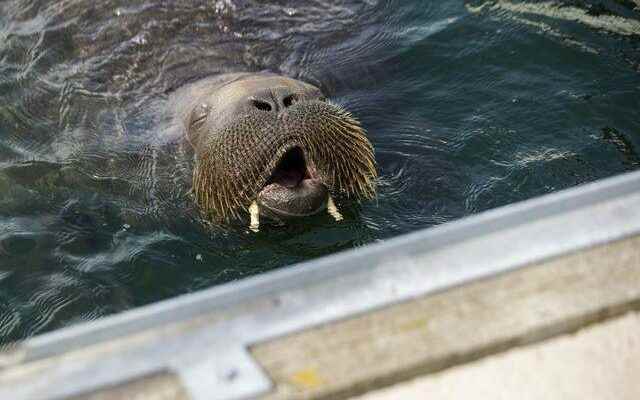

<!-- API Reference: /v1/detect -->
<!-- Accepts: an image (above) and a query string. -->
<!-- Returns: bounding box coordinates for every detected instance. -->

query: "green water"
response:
[1,0,639,344]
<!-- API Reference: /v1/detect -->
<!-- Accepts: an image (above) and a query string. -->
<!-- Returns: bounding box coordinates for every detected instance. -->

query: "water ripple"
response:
[0,0,639,343]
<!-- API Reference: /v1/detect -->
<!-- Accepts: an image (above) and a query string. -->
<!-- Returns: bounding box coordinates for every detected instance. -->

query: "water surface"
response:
[1,0,639,344]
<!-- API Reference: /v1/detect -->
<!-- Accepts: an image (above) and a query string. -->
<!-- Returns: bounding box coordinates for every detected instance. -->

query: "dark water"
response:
[1,0,639,345]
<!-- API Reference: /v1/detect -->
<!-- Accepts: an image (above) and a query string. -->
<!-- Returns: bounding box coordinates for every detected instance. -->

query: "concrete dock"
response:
[254,235,640,400]
[354,312,640,400]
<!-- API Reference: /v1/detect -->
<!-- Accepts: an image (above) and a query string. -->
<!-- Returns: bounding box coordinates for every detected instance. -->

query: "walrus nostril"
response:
[251,99,272,112]
[282,94,296,108]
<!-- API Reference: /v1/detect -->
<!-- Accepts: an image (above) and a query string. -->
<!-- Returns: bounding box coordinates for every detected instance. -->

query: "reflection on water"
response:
[1,0,639,344]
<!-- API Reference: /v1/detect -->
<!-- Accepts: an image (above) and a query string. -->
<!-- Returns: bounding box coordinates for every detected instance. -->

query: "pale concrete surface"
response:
[254,235,640,400]
[352,312,640,400]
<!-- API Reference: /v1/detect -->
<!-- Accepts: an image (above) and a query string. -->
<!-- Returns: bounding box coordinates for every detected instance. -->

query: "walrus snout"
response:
[257,147,329,218]
[177,72,377,223]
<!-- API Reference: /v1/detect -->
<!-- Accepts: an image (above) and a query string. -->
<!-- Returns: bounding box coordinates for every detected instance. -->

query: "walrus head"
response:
[182,73,376,224]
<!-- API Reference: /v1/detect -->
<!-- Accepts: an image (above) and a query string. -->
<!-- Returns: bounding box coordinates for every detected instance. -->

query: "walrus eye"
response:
[190,103,210,129]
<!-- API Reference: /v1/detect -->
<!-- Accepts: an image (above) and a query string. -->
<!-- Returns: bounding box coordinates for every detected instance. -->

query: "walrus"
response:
[170,72,377,231]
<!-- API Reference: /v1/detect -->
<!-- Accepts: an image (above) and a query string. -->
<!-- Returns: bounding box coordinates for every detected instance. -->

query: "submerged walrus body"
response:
[170,72,377,229]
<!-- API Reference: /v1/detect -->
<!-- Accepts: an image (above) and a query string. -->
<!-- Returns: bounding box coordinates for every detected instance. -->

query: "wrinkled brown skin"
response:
[170,72,377,223]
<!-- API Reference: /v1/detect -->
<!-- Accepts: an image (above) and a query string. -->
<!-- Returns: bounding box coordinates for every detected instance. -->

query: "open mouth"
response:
[265,146,313,189]
[256,146,328,218]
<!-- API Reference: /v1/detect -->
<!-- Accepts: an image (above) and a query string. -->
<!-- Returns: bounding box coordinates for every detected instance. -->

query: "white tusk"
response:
[327,195,344,222]
[249,201,260,232]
